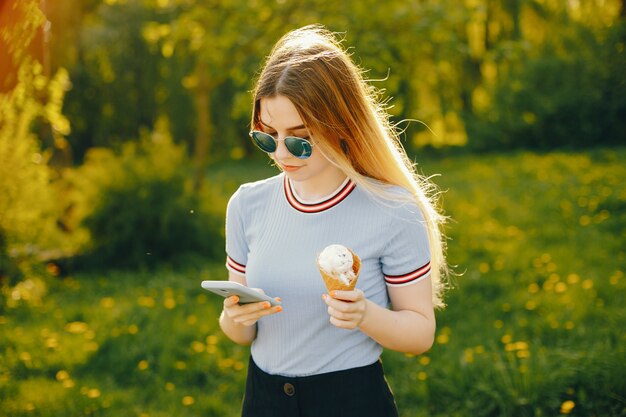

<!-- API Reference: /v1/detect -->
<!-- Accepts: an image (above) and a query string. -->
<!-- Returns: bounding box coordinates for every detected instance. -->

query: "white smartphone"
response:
[200,281,281,306]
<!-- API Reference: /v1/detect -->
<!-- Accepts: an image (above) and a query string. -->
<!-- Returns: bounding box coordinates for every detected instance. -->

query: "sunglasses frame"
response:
[249,130,314,160]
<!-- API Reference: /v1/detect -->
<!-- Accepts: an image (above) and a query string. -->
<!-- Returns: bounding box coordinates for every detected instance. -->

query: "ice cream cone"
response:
[317,248,361,292]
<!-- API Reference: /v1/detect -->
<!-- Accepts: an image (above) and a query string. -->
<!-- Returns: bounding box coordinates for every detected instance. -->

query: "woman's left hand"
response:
[323,289,368,330]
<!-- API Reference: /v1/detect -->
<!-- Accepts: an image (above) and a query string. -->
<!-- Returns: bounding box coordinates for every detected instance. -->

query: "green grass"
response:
[1,149,625,416]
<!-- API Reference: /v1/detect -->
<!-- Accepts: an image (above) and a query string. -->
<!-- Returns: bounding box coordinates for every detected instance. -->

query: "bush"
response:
[469,22,626,150]
[0,0,74,310]
[69,124,224,269]
[0,59,70,286]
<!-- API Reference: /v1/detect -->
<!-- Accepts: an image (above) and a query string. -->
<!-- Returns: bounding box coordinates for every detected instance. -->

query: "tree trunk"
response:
[485,0,493,51]
[501,0,522,40]
[39,0,73,168]
[192,63,212,192]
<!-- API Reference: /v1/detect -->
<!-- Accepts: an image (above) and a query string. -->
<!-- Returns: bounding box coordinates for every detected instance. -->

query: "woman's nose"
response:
[273,136,291,159]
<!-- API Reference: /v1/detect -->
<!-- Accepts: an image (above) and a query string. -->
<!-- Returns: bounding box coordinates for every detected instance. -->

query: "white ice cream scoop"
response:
[317,244,356,286]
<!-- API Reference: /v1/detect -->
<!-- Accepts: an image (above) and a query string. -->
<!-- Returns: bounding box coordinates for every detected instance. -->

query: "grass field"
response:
[1,148,625,416]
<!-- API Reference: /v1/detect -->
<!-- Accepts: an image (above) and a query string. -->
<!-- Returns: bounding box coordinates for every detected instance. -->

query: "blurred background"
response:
[1,0,625,416]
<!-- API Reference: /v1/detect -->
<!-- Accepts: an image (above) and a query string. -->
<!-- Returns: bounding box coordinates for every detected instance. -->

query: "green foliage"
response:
[0,0,77,317]
[393,148,626,416]
[470,22,626,149]
[0,61,70,286]
[62,0,188,161]
[69,123,224,269]
[1,150,625,416]
[0,265,247,417]
[56,0,625,155]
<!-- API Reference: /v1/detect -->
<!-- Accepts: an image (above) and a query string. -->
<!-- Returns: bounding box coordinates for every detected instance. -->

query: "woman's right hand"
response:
[222,291,282,327]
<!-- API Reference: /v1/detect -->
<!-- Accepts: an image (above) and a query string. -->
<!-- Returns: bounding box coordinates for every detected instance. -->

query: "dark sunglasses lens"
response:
[285,137,313,159]
[250,131,277,153]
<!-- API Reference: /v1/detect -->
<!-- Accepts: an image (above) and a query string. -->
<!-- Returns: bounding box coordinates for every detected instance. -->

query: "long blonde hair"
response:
[251,25,449,308]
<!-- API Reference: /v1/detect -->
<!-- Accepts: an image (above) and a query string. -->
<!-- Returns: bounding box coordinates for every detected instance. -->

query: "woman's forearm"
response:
[359,300,435,355]
[219,310,257,346]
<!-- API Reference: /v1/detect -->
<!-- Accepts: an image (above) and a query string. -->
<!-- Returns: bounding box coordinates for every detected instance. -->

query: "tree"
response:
[0,0,70,286]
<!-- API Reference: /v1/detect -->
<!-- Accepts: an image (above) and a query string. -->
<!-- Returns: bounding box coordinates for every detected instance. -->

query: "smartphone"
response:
[200,281,281,307]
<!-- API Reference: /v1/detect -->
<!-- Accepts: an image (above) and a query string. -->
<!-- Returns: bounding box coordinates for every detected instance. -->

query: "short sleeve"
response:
[381,202,431,287]
[225,188,248,276]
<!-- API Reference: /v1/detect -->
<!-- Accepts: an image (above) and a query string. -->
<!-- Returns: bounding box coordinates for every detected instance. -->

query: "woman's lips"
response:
[280,163,302,172]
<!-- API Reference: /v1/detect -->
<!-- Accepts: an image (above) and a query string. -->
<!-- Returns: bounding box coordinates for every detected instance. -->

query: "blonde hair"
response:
[251,25,449,308]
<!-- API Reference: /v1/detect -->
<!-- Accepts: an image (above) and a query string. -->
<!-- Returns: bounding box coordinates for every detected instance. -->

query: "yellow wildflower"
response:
[560,400,575,414]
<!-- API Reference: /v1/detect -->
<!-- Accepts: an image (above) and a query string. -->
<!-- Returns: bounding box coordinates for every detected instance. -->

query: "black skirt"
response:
[241,356,398,417]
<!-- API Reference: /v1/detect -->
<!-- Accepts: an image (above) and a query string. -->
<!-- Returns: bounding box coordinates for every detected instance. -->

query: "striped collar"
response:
[283,175,356,213]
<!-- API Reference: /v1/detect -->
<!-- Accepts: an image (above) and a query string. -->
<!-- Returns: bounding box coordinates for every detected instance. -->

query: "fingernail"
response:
[321,294,327,301]
[263,302,271,309]
[275,306,282,312]
[275,297,282,302]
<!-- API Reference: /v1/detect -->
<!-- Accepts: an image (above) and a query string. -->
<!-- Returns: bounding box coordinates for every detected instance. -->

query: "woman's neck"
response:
[289,168,347,201]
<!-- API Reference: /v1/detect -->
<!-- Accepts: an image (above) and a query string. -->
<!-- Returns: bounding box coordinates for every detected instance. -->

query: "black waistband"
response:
[249,356,383,382]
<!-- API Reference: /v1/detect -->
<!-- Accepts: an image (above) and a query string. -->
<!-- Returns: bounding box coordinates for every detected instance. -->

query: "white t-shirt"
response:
[225,173,430,376]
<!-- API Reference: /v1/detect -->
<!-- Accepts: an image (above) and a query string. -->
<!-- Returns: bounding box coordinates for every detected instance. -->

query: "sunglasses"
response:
[249,130,314,159]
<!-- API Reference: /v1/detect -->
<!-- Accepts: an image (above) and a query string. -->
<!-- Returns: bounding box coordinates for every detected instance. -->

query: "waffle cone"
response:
[317,248,361,292]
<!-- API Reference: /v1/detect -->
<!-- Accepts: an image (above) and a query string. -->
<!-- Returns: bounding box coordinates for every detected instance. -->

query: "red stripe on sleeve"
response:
[384,262,431,286]
[226,256,246,274]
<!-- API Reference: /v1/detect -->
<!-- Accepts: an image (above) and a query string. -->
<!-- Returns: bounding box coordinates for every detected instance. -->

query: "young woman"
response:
[219,24,448,417]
